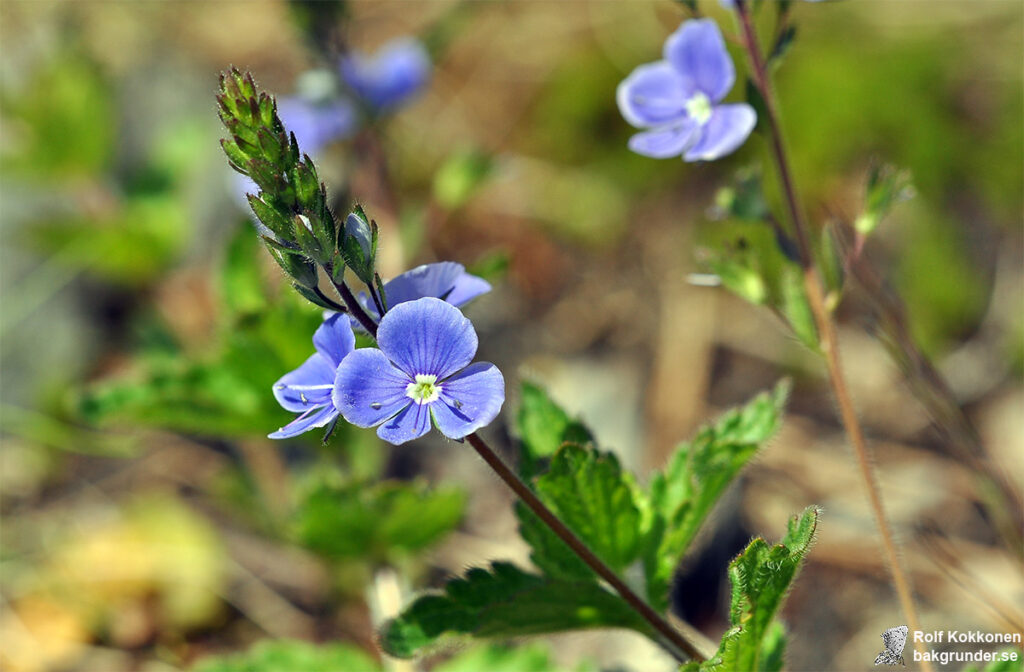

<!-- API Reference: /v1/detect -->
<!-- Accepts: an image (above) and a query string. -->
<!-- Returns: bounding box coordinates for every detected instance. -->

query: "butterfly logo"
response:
[874,625,909,666]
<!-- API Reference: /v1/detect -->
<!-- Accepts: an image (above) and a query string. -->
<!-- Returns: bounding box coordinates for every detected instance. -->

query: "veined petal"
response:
[269,404,338,439]
[333,348,413,427]
[664,19,735,103]
[431,362,505,439]
[683,103,756,162]
[627,119,699,159]
[377,402,432,445]
[313,313,356,368]
[439,270,491,307]
[273,354,336,412]
[376,298,477,380]
[383,262,463,306]
[616,61,691,128]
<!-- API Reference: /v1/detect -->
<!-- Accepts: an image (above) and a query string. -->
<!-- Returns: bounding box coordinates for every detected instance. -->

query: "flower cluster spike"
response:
[217,67,348,291]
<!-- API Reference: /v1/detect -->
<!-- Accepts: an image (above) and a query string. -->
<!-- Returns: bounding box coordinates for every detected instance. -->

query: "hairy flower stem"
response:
[465,433,706,663]
[337,279,705,663]
[734,2,931,668]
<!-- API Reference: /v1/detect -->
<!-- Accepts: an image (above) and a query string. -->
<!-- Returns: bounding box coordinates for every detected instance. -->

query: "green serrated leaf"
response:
[532,445,643,574]
[380,562,652,659]
[191,639,380,672]
[644,382,790,610]
[684,507,819,672]
[515,500,593,581]
[516,381,594,479]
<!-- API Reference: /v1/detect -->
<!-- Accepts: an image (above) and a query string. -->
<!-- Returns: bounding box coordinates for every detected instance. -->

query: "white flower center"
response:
[406,374,441,405]
[685,92,713,126]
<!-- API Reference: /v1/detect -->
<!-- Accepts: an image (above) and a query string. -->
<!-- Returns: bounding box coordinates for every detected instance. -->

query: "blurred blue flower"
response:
[340,37,431,110]
[277,96,358,155]
[269,313,355,439]
[353,261,491,328]
[333,298,504,445]
[617,19,756,162]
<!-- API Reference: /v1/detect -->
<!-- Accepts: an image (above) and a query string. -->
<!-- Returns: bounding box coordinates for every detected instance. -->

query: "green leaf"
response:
[434,643,596,672]
[779,264,818,349]
[530,445,643,574]
[380,562,652,659]
[711,170,770,223]
[757,621,787,672]
[191,639,381,672]
[854,163,914,236]
[684,506,819,672]
[768,25,798,67]
[516,381,593,478]
[292,478,464,562]
[644,381,790,610]
[963,653,1024,672]
[745,79,769,136]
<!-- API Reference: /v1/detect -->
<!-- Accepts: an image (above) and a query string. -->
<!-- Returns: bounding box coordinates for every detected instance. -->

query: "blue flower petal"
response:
[351,262,491,332]
[431,362,505,439]
[273,353,336,412]
[627,119,700,159]
[269,403,338,439]
[340,37,431,110]
[616,61,692,129]
[664,19,735,103]
[276,96,357,156]
[377,401,432,445]
[333,348,413,428]
[383,262,467,306]
[376,297,477,380]
[683,103,756,162]
[445,272,492,307]
[312,313,356,368]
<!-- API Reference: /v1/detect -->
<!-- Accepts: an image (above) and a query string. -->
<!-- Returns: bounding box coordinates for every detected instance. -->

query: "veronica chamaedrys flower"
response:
[339,37,431,110]
[269,313,355,439]
[353,261,491,326]
[617,19,756,162]
[333,297,505,445]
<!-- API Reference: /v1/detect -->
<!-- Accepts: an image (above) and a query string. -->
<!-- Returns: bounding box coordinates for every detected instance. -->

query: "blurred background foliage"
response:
[0,1,1021,671]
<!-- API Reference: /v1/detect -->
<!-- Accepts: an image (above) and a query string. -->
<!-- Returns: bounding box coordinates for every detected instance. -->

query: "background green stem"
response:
[733,3,931,668]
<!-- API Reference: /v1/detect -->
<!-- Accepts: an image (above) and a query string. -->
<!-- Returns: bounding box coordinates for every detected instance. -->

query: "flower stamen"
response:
[406,374,441,405]
[685,92,713,125]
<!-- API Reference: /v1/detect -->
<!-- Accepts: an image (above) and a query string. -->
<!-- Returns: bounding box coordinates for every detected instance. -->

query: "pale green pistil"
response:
[685,92,713,126]
[406,374,441,405]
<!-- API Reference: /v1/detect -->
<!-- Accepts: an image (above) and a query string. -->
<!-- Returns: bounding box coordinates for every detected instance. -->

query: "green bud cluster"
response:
[217,68,373,309]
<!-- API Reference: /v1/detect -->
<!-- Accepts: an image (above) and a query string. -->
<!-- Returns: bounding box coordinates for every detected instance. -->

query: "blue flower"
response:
[353,261,491,328]
[269,313,355,439]
[340,37,431,110]
[333,297,505,445]
[617,19,756,162]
